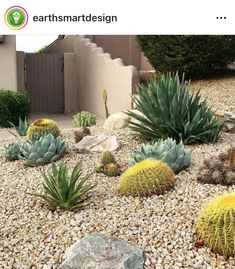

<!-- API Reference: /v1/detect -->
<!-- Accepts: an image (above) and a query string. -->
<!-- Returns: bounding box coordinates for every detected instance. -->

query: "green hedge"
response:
[136,35,235,79]
[0,90,32,127]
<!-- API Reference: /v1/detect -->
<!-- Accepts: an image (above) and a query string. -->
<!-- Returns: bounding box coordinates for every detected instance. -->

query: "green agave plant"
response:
[131,138,191,172]
[20,133,66,166]
[28,162,96,210]
[9,117,29,136]
[126,73,224,145]
[4,142,22,161]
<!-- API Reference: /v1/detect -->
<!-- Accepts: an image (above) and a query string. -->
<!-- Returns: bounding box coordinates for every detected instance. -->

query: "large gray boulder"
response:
[74,135,119,153]
[59,233,145,269]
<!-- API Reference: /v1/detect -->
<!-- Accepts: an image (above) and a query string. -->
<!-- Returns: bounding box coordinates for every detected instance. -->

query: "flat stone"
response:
[59,233,145,269]
[103,113,131,130]
[74,135,119,153]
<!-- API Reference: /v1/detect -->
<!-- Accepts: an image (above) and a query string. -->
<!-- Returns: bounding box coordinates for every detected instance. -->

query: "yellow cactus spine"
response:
[119,159,175,197]
[196,193,235,258]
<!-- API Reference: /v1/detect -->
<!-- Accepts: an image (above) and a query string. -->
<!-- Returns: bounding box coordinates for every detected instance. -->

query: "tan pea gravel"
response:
[191,76,235,112]
[0,77,235,269]
[0,125,235,269]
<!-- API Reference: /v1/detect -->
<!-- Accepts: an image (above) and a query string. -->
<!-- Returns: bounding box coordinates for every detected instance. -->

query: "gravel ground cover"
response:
[0,125,235,269]
[0,77,235,269]
[191,76,235,112]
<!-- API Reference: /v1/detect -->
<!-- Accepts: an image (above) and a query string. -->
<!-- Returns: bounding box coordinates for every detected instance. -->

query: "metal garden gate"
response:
[25,53,64,113]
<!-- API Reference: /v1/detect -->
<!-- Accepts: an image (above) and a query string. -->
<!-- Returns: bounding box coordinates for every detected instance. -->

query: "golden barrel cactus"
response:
[27,119,61,140]
[119,159,175,197]
[196,193,235,257]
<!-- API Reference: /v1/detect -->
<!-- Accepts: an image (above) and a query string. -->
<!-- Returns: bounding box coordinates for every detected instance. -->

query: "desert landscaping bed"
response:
[0,123,235,269]
[0,76,235,269]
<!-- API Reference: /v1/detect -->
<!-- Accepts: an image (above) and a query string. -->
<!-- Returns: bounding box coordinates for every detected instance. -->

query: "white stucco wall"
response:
[46,35,139,116]
[0,35,17,90]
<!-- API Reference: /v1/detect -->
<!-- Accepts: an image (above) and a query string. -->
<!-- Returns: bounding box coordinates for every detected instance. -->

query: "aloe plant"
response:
[28,162,96,210]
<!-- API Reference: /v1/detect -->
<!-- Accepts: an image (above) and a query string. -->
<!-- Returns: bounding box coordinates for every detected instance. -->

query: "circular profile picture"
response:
[5,6,28,30]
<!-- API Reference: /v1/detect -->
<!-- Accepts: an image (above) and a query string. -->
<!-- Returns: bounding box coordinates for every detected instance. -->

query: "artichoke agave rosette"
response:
[4,142,22,161]
[132,138,191,172]
[20,133,66,166]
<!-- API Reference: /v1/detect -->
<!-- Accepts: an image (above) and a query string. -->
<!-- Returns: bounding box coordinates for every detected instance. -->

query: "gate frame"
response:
[24,52,65,114]
[17,51,78,114]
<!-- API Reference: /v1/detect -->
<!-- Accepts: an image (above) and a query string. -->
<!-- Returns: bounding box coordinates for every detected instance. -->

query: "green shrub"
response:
[0,90,31,127]
[126,73,224,145]
[136,35,235,79]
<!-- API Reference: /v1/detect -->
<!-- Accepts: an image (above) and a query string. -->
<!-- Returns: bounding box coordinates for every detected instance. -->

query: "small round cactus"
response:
[119,159,175,197]
[104,163,118,177]
[197,147,235,186]
[196,193,235,257]
[27,119,60,140]
[101,151,116,165]
[73,111,96,127]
